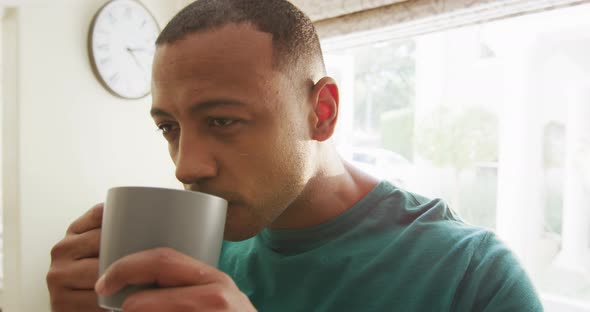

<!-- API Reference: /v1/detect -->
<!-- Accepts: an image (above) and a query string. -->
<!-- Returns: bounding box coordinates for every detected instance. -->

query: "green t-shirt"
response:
[219,181,543,311]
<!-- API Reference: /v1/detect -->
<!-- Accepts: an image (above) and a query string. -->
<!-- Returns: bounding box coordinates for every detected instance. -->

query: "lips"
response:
[187,186,244,206]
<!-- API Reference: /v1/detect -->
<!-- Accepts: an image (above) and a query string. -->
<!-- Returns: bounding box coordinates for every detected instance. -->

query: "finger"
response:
[72,228,101,260]
[52,228,101,261]
[96,247,228,295]
[49,289,107,312]
[48,258,100,290]
[121,285,230,312]
[67,203,104,235]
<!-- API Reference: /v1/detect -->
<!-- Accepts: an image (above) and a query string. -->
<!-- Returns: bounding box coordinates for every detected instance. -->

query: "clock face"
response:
[88,0,160,99]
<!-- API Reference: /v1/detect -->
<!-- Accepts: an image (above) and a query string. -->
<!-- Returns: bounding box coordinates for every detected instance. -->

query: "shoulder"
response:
[372,181,463,224]
[370,182,523,280]
[379,183,514,268]
[369,181,470,238]
[376,184,542,310]
[375,183,543,310]
[449,230,543,311]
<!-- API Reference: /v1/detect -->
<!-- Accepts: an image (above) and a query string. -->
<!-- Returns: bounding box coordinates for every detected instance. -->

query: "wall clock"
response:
[88,0,160,99]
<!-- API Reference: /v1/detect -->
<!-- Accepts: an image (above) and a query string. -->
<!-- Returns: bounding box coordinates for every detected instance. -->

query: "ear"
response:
[309,76,340,142]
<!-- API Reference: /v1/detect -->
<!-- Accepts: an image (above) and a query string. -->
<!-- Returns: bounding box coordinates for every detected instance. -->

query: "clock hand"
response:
[125,45,154,53]
[126,47,146,73]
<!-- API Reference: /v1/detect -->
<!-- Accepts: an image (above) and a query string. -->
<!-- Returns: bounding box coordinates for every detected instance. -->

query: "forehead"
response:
[152,23,275,87]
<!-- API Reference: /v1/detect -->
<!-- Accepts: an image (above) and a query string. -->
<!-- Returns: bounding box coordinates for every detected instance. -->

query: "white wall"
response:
[3,6,19,312]
[0,2,4,299]
[4,1,183,311]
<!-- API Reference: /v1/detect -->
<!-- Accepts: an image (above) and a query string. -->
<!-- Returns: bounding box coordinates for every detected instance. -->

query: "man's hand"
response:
[47,204,106,312]
[94,247,257,311]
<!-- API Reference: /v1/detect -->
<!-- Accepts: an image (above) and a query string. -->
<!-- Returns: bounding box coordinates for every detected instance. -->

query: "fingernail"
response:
[95,275,106,294]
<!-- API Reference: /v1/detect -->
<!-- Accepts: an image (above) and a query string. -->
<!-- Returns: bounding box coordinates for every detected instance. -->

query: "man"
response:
[47,0,544,311]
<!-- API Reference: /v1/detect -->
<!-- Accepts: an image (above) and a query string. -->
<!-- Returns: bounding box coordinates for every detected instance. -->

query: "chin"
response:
[223,228,260,242]
[222,209,265,242]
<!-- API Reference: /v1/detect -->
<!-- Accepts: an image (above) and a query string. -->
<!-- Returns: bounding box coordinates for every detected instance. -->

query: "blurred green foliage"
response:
[415,106,498,171]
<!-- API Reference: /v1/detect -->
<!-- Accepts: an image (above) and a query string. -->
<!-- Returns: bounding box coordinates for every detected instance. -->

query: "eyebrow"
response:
[150,99,248,118]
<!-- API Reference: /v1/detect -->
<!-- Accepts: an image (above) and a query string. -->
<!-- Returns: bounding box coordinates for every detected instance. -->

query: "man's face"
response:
[151,24,315,241]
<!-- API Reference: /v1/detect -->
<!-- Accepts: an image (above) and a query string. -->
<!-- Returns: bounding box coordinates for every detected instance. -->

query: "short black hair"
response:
[156,0,326,74]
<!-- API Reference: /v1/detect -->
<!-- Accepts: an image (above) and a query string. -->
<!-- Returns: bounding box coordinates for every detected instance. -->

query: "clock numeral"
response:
[124,7,132,18]
[108,12,117,24]
[97,29,110,35]
[109,73,120,83]
[97,44,109,51]
[140,19,147,28]
[100,58,111,65]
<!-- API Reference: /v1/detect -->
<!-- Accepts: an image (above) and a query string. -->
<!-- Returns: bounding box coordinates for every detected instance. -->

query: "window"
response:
[324,3,590,309]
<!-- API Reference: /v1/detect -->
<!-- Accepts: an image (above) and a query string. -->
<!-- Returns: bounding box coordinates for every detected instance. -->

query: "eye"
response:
[209,118,237,128]
[156,123,179,139]
[157,123,175,133]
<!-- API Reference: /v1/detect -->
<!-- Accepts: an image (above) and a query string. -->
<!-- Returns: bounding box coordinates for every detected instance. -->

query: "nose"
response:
[173,133,218,185]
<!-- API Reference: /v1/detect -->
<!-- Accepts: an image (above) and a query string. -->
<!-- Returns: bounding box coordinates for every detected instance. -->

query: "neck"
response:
[269,144,379,230]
